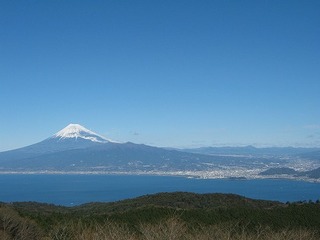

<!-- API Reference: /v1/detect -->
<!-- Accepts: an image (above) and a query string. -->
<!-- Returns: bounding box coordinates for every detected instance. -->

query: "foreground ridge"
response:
[2,192,320,240]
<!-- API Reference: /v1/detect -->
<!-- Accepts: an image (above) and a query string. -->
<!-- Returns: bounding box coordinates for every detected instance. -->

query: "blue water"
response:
[0,174,319,206]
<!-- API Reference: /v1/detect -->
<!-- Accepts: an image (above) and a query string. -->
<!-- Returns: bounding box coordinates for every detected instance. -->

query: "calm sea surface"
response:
[0,174,319,206]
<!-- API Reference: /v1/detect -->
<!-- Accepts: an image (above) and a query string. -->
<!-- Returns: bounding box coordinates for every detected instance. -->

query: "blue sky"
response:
[1,0,319,151]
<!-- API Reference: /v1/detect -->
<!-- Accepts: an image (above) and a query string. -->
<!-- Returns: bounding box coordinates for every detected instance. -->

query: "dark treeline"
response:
[1,192,320,240]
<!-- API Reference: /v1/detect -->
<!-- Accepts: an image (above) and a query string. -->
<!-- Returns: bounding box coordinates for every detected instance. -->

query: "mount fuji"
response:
[0,124,112,160]
[0,124,221,173]
[53,123,111,143]
[1,124,319,179]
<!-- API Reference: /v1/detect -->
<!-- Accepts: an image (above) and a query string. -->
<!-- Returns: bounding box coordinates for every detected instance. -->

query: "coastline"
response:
[0,170,319,183]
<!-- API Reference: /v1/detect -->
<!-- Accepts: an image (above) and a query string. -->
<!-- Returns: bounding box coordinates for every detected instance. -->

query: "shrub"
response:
[0,206,43,240]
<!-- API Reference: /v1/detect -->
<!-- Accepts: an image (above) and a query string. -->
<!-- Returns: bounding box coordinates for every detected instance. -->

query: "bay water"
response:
[0,174,319,206]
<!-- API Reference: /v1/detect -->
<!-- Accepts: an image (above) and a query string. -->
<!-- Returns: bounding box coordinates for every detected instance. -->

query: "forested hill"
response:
[1,192,320,240]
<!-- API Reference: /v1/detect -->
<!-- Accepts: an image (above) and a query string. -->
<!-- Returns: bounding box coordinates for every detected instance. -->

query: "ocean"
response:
[0,174,319,206]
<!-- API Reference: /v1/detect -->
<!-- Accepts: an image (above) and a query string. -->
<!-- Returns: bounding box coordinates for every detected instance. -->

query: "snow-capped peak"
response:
[52,124,111,143]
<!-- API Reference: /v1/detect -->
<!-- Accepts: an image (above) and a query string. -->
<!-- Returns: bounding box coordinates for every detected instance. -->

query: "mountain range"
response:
[0,124,228,173]
[0,124,319,179]
[183,146,320,157]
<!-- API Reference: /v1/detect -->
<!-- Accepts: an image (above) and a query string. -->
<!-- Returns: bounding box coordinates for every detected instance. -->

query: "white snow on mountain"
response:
[52,123,112,143]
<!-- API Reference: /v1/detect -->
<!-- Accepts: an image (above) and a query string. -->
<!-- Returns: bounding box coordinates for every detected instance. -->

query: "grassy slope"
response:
[1,192,320,239]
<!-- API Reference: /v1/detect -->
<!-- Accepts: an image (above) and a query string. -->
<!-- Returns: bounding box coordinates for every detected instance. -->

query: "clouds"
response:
[301,124,320,147]
[304,125,320,138]
[304,125,320,130]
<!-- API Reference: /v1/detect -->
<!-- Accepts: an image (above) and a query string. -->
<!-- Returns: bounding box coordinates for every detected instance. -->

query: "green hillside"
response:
[1,192,320,240]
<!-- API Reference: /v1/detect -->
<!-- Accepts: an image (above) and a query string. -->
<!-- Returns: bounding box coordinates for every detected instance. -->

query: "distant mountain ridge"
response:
[259,166,320,179]
[183,146,320,156]
[0,124,319,180]
[0,124,231,173]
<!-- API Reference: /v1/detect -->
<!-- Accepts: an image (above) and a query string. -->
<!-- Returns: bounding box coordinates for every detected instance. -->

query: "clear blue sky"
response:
[1,0,319,151]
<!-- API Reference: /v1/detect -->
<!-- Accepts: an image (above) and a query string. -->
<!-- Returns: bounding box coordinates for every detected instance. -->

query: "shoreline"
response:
[0,170,319,183]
